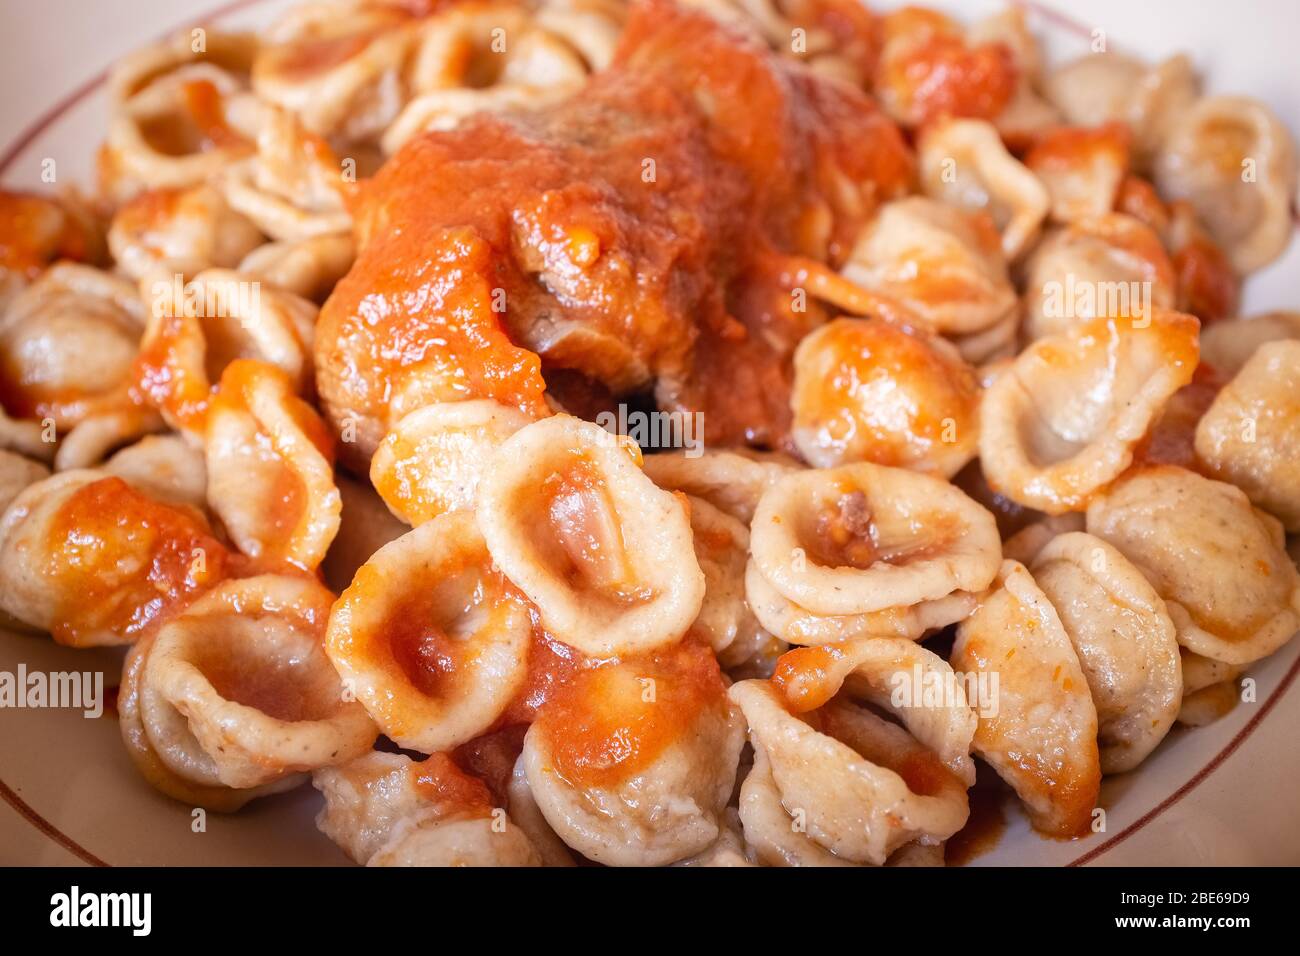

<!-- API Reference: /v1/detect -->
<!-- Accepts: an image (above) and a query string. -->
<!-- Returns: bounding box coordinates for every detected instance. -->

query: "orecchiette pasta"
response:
[1087,466,1300,665]
[950,561,1101,836]
[475,415,705,657]
[640,447,796,524]
[1176,648,1244,728]
[1194,340,1300,531]
[1199,311,1300,378]
[0,449,50,515]
[1025,123,1131,224]
[101,434,208,510]
[790,317,980,477]
[979,310,1199,514]
[108,184,264,281]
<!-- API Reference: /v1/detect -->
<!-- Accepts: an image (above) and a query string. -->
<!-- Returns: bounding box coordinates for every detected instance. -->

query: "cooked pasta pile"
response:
[1,0,1298,867]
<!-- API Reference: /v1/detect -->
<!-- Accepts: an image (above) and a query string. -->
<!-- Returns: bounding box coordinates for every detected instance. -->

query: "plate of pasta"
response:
[2,0,1300,868]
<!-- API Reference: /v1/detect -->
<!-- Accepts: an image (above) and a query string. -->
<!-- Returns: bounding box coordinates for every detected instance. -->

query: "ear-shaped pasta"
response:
[1199,311,1300,378]
[134,267,317,436]
[730,678,968,866]
[326,511,531,753]
[236,233,355,303]
[204,359,340,569]
[1042,52,1198,168]
[917,118,1050,261]
[686,495,758,655]
[51,406,166,472]
[1030,532,1182,773]
[108,184,264,282]
[673,806,753,868]
[771,638,978,785]
[749,462,1001,617]
[979,310,1199,514]
[0,470,231,646]
[1176,648,1244,728]
[790,317,980,476]
[1154,95,1297,274]
[1000,512,1084,566]
[0,449,49,515]
[119,632,305,813]
[476,415,705,657]
[522,640,744,866]
[744,557,978,646]
[253,2,419,144]
[140,574,376,791]
[842,197,1016,336]
[1022,213,1176,341]
[1087,466,1300,665]
[1195,340,1300,531]
[641,448,796,524]
[1025,123,1131,224]
[506,754,575,867]
[370,399,533,526]
[102,434,207,510]
[950,561,1101,836]
[0,263,145,429]
[368,812,542,866]
[321,475,409,595]
[0,190,105,310]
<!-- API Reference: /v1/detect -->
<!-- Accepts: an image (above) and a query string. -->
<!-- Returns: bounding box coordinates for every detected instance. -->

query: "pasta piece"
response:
[969,8,1060,145]
[0,263,146,430]
[369,812,541,867]
[1194,341,1300,531]
[1042,52,1197,168]
[506,755,575,867]
[0,449,49,516]
[108,184,264,281]
[204,360,339,569]
[748,462,1001,617]
[979,310,1199,514]
[0,190,104,309]
[1176,648,1243,728]
[1000,512,1084,566]
[686,495,756,655]
[1087,465,1300,665]
[370,399,533,525]
[917,117,1050,261]
[1022,213,1176,341]
[790,316,980,477]
[141,574,376,790]
[51,406,166,472]
[640,447,796,524]
[730,677,968,866]
[0,406,54,463]
[102,434,207,510]
[1025,123,1131,224]
[745,557,977,646]
[476,415,705,657]
[1154,95,1298,274]
[673,807,754,868]
[522,640,744,866]
[950,561,1101,836]
[0,470,232,646]
[134,267,317,436]
[1166,201,1240,324]
[236,233,355,302]
[326,512,531,753]
[321,475,409,595]
[1199,311,1300,378]
[842,197,1016,336]
[1031,532,1182,773]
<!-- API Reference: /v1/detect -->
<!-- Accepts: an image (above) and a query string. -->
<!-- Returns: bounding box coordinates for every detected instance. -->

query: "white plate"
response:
[2,0,1298,866]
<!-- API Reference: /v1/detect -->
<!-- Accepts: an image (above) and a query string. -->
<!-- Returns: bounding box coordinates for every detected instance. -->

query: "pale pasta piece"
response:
[1195,340,1300,530]
[979,310,1199,514]
[1001,512,1084,566]
[1199,311,1300,378]
[1025,123,1131,224]
[522,642,744,866]
[51,407,166,472]
[1042,52,1198,168]
[326,512,531,753]
[134,267,317,436]
[790,317,980,477]
[313,751,448,864]
[370,399,533,525]
[744,557,977,646]
[1155,95,1298,274]
[535,0,625,71]
[0,263,146,430]
[0,406,53,463]
[748,462,1001,617]
[1087,465,1300,665]
[686,495,757,655]
[673,807,754,868]
[0,449,49,515]
[1176,648,1244,728]
[108,184,264,281]
[641,447,796,524]
[236,233,355,302]
[1031,532,1182,773]
[141,574,376,790]
[950,561,1101,836]
[321,475,409,595]
[730,679,968,866]
[507,756,575,867]
[842,197,1017,336]
[1022,213,1176,341]
[0,469,231,646]
[770,637,979,785]
[102,434,208,510]
[369,812,541,867]
[476,415,705,657]
[917,118,1050,261]
[204,360,340,569]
